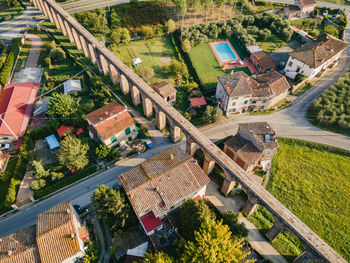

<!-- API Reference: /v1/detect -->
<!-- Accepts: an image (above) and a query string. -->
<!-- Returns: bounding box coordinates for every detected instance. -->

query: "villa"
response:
[284,33,348,79]
[86,102,138,148]
[282,0,316,19]
[216,71,290,115]
[248,46,275,73]
[118,146,210,236]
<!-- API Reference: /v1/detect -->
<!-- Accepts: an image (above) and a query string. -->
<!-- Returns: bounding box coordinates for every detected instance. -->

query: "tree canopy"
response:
[142,252,174,263]
[48,93,80,125]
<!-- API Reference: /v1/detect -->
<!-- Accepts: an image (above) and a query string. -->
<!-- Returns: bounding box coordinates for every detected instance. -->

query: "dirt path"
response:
[25,34,42,68]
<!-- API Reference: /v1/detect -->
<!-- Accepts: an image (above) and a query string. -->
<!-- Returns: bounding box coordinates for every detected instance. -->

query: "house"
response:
[0,201,87,263]
[282,0,316,19]
[151,82,177,105]
[0,149,9,174]
[86,102,138,148]
[224,122,278,173]
[118,146,210,236]
[249,50,275,73]
[0,82,40,143]
[216,71,290,115]
[189,96,207,108]
[284,34,348,79]
[63,79,82,94]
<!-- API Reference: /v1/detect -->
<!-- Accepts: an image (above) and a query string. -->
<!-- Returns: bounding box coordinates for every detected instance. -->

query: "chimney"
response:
[105,111,109,116]
[66,209,70,214]
[7,250,12,257]
[169,154,174,160]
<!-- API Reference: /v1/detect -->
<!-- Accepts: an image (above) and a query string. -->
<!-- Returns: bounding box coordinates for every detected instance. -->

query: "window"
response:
[232,102,236,106]
[111,136,117,143]
[125,127,131,135]
[288,61,293,67]
[296,66,301,73]
[262,100,267,103]
[244,100,248,104]
[229,108,236,112]
[252,100,256,104]
[260,106,265,109]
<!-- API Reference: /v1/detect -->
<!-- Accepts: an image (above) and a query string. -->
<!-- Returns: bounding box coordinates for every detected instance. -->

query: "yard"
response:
[266,138,350,261]
[111,36,177,84]
[254,34,286,54]
[0,0,26,22]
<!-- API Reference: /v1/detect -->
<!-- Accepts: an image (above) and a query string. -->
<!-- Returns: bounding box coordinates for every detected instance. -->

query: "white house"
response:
[284,34,348,79]
[216,71,290,115]
[86,101,138,148]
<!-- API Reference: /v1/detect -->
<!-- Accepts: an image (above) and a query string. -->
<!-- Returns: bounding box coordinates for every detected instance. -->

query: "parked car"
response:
[330,14,340,20]
[323,10,329,16]
[0,144,10,150]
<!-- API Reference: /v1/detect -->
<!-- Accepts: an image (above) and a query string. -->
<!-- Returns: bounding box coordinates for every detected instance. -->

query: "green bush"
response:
[96,144,110,159]
[4,178,17,207]
[0,38,21,86]
[49,47,66,63]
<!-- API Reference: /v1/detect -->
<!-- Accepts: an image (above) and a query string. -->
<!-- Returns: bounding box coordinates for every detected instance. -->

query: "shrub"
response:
[181,38,192,53]
[139,25,155,37]
[96,144,110,159]
[324,25,339,37]
[108,148,121,161]
[4,178,17,207]
[44,57,51,68]
[134,66,154,83]
[49,47,66,63]
[222,210,248,238]
[51,172,65,182]
[294,73,306,84]
[183,82,198,93]
[166,19,176,33]
[0,38,21,86]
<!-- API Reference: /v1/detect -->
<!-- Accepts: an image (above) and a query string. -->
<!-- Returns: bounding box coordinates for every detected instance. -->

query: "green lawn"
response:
[290,18,323,37]
[267,138,350,261]
[255,34,286,54]
[0,0,26,23]
[111,36,177,84]
[14,39,31,72]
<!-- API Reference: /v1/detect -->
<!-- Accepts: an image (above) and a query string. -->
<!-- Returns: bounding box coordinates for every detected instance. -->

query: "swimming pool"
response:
[212,42,237,61]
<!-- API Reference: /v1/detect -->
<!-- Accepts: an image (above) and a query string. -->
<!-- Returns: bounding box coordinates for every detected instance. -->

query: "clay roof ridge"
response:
[184,161,202,189]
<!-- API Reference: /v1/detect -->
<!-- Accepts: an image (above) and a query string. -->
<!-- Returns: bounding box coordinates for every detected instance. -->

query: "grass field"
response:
[111,36,177,84]
[267,138,350,261]
[188,42,252,92]
[255,34,286,54]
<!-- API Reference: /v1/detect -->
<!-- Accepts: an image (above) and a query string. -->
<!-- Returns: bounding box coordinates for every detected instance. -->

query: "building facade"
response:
[216,71,290,115]
[250,51,275,73]
[86,102,138,148]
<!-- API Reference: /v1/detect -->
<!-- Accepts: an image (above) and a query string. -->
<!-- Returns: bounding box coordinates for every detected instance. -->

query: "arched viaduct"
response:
[31,0,347,262]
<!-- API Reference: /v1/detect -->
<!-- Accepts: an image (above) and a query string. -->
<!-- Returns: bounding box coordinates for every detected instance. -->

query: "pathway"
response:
[25,34,42,68]
[92,216,105,263]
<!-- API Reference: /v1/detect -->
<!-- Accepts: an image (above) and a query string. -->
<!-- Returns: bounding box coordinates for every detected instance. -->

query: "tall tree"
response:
[180,199,216,240]
[193,0,201,24]
[203,0,213,22]
[32,160,50,179]
[57,135,89,171]
[215,0,226,20]
[92,185,132,229]
[48,93,79,125]
[222,210,248,238]
[142,252,174,263]
[179,218,254,263]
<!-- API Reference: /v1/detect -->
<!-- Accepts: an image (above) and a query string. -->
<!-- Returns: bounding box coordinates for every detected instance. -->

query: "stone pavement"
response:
[25,34,42,68]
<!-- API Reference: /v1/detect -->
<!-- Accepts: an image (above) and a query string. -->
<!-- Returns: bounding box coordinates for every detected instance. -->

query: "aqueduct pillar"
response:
[57,15,67,36]
[142,94,153,118]
[221,172,237,196]
[242,195,259,217]
[120,74,129,95]
[169,120,181,143]
[71,28,82,50]
[156,109,166,130]
[64,21,75,43]
[203,151,215,175]
[79,35,90,57]
[185,135,197,156]
[130,85,141,105]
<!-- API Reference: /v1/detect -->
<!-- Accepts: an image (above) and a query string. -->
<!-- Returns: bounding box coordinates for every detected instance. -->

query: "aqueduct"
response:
[31,0,347,262]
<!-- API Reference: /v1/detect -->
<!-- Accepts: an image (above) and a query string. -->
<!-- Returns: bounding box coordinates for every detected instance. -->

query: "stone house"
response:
[86,102,138,148]
[223,122,278,173]
[284,34,348,79]
[118,146,210,236]
[282,0,316,19]
[216,71,290,115]
[151,81,177,105]
[250,50,275,73]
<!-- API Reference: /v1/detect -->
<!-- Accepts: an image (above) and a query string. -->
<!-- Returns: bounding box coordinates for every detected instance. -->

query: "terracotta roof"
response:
[118,146,210,218]
[289,34,349,68]
[190,96,207,107]
[36,201,83,263]
[251,51,275,70]
[0,82,39,137]
[238,122,278,150]
[225,134,263,166]
[298,0,316,7]
[86,102,135,141]
[151,82,176,99]
[217,71,253,97]
[85,101,126,125]
[0,226,39,263]
[56,124,74,137]
[254,71,290,97]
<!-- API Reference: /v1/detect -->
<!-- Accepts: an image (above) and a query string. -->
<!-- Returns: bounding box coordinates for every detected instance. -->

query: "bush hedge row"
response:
[0,38,21,86]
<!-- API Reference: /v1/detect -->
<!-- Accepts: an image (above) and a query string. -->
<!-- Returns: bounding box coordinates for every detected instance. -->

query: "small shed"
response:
[132,58,142,67]
[63,79,82,94]
[190,96,207,108]
[45,134,60,151]
[33,97,50,116]
[57,125,74,137]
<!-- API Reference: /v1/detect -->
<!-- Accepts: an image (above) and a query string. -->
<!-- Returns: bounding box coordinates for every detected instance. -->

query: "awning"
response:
[45,134,60,151]
[140,212,162,234]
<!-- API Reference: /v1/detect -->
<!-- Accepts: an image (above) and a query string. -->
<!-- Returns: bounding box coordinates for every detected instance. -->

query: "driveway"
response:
[270,40,301,66]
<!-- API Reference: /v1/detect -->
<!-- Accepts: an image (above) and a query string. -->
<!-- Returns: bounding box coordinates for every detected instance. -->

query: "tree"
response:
[166,60,188,79]
[203,0,213,22]
[193,0,201,24]
[166,19,176,34]
[179,218,254,263]
[32,160,50,179]
[215,0,226,20]
[48,93,80,124]
[202,105,222,124]
[142,252,174,263]
[140,26,155,37]
[96,144,110,159]
[181,39,192,53]
[57,135,89,171]
[222,210,248,238]
[92,185,133,229]
[324,25,339,37]
[30,179,46,191]
[180,199,215,240]
[135,66,155,83]
[49,48,66,64]
[110,29,122,44]
[51,172,65,182]
[121,28,131,43]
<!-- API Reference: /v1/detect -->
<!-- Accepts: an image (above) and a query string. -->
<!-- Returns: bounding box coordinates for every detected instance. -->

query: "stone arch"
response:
[64,20,74,43]
[57,15,67,36]
[99,54,109,75]
[88,43,97,64]
[37,0,46,15]
[44,3,54,23]
[50,7,61,30]
[109,64,119,84]
[71,27,82,50]
[79,35,90,57]
[120,74,129,95]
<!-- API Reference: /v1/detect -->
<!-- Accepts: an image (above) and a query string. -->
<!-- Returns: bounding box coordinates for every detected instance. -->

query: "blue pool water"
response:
[213,42,237,61]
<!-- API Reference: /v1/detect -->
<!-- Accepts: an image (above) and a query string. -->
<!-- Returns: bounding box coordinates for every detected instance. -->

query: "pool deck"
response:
[209,40,258,74]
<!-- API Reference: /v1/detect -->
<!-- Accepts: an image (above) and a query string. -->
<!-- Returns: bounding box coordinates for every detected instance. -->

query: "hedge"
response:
[34,165,97,199]
[0,38,21,86]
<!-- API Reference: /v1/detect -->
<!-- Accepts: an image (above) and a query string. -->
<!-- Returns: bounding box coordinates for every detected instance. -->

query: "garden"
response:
[308,70,350,136]
[249,138,350,262]
[0,0,26,23]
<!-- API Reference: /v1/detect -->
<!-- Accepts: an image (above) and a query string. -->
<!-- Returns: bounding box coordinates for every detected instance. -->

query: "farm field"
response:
[267,138,350,261]
[111,36,177,84]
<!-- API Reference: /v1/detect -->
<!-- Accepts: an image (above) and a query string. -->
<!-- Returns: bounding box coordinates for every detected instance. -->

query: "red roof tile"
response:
[0,82,39,137]
[56,125,74,137]
[140,212,163,234]
[190,96,207,107]
[75,128,84,136]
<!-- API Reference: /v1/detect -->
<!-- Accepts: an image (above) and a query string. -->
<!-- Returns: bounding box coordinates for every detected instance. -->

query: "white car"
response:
[323,10,329,16]
[331,14,340,20]
[0,143,10,150]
